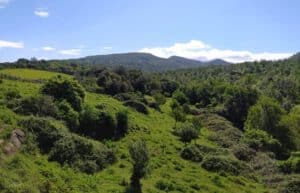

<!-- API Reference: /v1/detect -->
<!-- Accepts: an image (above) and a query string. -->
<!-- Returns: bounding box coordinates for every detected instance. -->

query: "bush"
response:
[129,140,150,193]
[20,117,116,174]
[14,95,59,117]
[57,100,79,131]
[153,93,166,105]
[20,117,64,153]
[116,110,129,137]
[231,144,256,161]
[282,180,300,193]
[242,129,288,158]
[156,179,175,191]
[49,135,116,174]
[172,90,188,105]
[42,76,85,111]
[79,105,117,140]
[201,156,245,175]
[123,100,149,114]
[173,122,199,143]
[181,145,203,162]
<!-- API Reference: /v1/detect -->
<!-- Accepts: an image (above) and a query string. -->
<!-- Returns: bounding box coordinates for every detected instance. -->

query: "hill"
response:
[57,52,229,72]
[0,56,299,193]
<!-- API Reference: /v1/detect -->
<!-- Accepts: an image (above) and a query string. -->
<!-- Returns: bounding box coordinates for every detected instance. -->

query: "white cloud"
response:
[0,40,24,48]
[59,49,81,56]
[103,46,113,50]
[34,9,49,18]
[0,0,10,8]
[139,40,293,63]
[42,46,55,51]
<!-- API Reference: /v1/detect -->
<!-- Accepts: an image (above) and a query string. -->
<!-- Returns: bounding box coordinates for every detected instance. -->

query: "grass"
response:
[0,68,71,81]
[0,68,272,193]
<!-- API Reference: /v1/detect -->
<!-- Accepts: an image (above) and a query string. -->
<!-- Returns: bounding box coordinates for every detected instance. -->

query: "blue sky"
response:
[0,0,299,62]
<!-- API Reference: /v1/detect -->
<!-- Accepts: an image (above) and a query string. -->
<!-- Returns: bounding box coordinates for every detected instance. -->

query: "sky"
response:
[0,0,299,63]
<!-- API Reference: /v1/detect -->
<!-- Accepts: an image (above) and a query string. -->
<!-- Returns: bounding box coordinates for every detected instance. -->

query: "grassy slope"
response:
[0,69,271,193]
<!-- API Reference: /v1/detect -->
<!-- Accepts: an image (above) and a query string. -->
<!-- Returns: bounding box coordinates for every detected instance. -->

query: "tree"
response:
[175,123,199,144]
[170,100,186,126]
[116,110,129,137]
[42,76,85,111]
[245,96,295,158]
[223,86,258,128]
[128,140,149,193]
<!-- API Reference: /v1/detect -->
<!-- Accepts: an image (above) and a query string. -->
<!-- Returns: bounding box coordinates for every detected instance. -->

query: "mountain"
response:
[60,52,230,72]
[289,52,300,61]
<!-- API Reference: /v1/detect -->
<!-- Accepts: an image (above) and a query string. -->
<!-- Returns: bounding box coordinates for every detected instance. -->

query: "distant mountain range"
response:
[57,52,230,72]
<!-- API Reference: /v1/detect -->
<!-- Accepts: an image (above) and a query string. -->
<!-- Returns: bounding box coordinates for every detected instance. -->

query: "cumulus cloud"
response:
[59,49,81,56]
[42,46,55,51]
[34,9,49,18]
[139,40,292,63]
[0,40,24,48]
[0,0,10,8]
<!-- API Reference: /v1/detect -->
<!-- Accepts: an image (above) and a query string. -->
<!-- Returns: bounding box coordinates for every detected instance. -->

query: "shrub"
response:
[153,93,166,105]
[172,90,188,105]
[129,140,150,193]
[173,122,199,144]
[282,180,300,193]
[231,144,256,161]
[143,95,159,110]
[116,110,129,137]
[5,89,21,100]
[20,117,64,153]
[14,95,59,117]
[201,156,245,175]
[20,117,116,174]
[242,128,288,158]
[57,100,79,131]
[79,105,117,140]
[49,135,116,174]
[181,145,203,162]
[42,76,85,111]
[156,179,175,191]
[123,100,149,114]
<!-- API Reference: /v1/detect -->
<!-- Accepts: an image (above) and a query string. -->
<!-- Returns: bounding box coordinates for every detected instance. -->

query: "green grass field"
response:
[0,69,271,193]
[0,68,71,81]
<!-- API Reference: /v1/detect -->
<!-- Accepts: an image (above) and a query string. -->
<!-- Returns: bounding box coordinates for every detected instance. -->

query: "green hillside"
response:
[0,60,299,193]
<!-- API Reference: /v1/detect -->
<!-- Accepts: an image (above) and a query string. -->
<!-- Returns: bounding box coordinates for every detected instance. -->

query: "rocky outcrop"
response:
[3,129,26,155]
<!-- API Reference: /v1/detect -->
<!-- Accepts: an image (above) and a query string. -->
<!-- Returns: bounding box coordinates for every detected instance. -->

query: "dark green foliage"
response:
[231,144,256,161]
[282,180,300,193]
[223,86,258,128]
[57,100,79,131]
[97,70,133,95]
[79,105,117,140]
[129,140,150,193]
[42,76,85,111]
[116,110,129,137]
[14,95,59,117]
[20,117,63,153]
[161,79,179,96]
[155,179,176,191]
[245,96,295,154]
[201,156,246,175]
[20,117,115,173]
[49,135,116,174]
[243,129,283,156]
[170,100,186,125]
[153,92,166,105]
[181,145,203,162]
[173,122,199,143]
[123,100,149,114]
[172,90,188,105]
[5,89,21,100]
